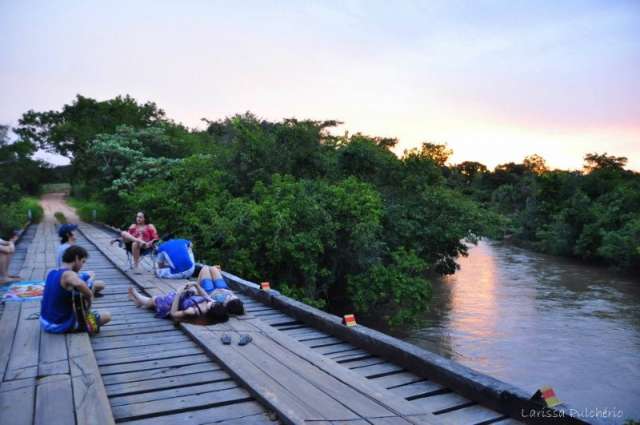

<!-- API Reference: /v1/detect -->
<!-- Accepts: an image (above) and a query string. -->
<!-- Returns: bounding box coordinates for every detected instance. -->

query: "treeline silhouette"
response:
[2,95,637,324]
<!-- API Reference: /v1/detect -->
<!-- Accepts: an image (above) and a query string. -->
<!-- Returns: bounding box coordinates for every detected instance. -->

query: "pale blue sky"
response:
[1,0,639,169]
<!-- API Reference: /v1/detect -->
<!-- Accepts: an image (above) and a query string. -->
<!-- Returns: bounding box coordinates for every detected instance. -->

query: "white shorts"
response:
[155,264,195,279]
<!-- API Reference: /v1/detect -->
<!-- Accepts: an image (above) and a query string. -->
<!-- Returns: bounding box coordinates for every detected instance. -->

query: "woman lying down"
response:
[127,265,244,325]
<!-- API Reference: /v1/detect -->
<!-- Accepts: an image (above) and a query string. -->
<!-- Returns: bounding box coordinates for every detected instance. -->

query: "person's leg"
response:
[93,280,105,293]
[132,242,141,268]
[0,243,16,282]
[120,231,140,243]
[98,310,112,326]
[128,287,155,309]
[210,266,229,289]
[197,265,215,292]
[0,251,8,281]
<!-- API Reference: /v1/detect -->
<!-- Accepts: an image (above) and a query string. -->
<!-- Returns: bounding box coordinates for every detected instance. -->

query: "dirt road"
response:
[40,192,80,224]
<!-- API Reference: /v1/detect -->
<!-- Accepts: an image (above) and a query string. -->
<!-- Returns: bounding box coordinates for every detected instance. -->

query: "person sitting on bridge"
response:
[57,224,105,295]
[119,211,159,274]
[40,245,112,333]
[127,281,228,325]
[155,237,196,279]
[196,265,245,315]
[0,230,20,284]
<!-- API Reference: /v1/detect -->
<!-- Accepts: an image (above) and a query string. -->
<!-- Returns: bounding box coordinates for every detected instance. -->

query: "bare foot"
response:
[128,287,143,307]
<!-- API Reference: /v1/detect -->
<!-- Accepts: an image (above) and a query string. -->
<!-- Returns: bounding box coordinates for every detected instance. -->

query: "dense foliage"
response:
[5,94,638,324]
[447,154,640,272]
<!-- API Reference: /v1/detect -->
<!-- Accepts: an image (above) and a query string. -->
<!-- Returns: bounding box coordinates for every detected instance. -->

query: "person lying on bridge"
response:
[119,211,159,274]
[127,281,229,325]
[196,265,245,316]
[154,237,196,279]
[40,245,112,333]
[57,224,105,295]
[0,230,20,284]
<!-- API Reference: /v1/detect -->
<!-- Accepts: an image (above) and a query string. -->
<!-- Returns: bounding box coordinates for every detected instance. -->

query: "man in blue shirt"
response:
[40,245,112,333]
[155,238,195,279]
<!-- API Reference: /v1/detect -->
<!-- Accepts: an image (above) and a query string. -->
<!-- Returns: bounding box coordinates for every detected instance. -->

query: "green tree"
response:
[16,95,167,179]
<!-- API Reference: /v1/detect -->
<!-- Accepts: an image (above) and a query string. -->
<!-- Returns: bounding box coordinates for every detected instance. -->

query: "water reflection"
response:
[398,240,640,424]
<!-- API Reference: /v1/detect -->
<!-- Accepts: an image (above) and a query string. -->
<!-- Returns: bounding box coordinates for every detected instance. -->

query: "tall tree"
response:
[15,95,166,174]
[583,152,628,173]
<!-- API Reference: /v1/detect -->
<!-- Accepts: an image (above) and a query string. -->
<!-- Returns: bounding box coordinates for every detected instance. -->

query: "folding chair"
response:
[110,238,159,272]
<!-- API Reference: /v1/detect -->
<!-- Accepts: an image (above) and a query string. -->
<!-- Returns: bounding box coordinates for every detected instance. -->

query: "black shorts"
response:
[125,241,153,256]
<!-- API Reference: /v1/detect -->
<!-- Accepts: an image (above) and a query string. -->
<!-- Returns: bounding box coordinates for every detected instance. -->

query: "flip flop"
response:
[238,334,252,346]
[221,334,232,345]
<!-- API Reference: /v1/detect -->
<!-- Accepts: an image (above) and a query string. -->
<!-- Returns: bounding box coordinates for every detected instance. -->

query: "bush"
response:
[0,197,43,237]
[68,198,108,223]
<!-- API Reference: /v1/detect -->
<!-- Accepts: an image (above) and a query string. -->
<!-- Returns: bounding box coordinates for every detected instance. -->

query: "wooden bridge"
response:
[0,217,596,424]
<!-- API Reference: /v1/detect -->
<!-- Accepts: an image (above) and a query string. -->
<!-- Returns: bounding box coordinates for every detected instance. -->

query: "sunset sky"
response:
[1,0,639,170]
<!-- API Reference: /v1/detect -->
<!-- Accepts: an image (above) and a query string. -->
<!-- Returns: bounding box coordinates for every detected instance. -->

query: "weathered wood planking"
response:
[34,375,75,425]
[0,303,21,381]
[5,302,41,381]
[0,378,37,425]
[67,332,116,425]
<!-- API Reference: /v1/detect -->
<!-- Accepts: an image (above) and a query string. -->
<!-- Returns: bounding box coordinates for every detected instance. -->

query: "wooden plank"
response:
[184,324,326,424]
[327,348,368,360]
[369,372,424,389]
[105,369,231,397]
[247,317,452,425]
[304,336,344,347]
[96,346,202,366]
[97,321,177,333]
[94,340,198,360]
[99,353,210,375]
[110,380,241,407]
[409,392,472,413]
[314,342,359,356]
[5,302,41,381]
[122,401,268,425]
[435,404,506,424]
[387,380,447,399]
[350,362,404,379]
[101,361,216,386]
[342,357,385,369]
[192,319,432,424]
[67,332,116,425]
[0,303,21,381]
[111,386,252,421]
[96,324,176,338]
[35,374,75,425]
[0,379,36,425]
[92,333,190,351]
[38,330,70,376]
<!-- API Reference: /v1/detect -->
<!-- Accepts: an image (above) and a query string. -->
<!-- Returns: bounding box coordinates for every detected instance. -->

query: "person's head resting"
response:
[61,245,89,272]
[135,211,148,225]
[58,223,78,244]
[205,302,229,324]
[226,298,245,315]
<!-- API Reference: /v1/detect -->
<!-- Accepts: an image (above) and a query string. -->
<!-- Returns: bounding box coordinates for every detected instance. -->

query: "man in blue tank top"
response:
[56,224,105,294]
[40,245,112,333]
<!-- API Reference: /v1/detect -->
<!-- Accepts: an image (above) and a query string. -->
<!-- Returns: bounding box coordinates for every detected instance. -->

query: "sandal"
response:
[238,334,252,346]
[221,334,232,345]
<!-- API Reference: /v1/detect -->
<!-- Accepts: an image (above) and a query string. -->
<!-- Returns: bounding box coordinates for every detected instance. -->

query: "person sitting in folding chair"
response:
[118,211,159,274]
[155,237,196,279]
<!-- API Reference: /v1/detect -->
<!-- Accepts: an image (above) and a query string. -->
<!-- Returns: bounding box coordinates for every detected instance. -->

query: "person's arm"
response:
[191,281,210,299]
[63,271,93,301]
[147,225,159,247]
[169,286,193,321]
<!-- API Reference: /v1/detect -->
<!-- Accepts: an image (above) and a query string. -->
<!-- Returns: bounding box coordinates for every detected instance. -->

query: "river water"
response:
[391,240,640,423]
